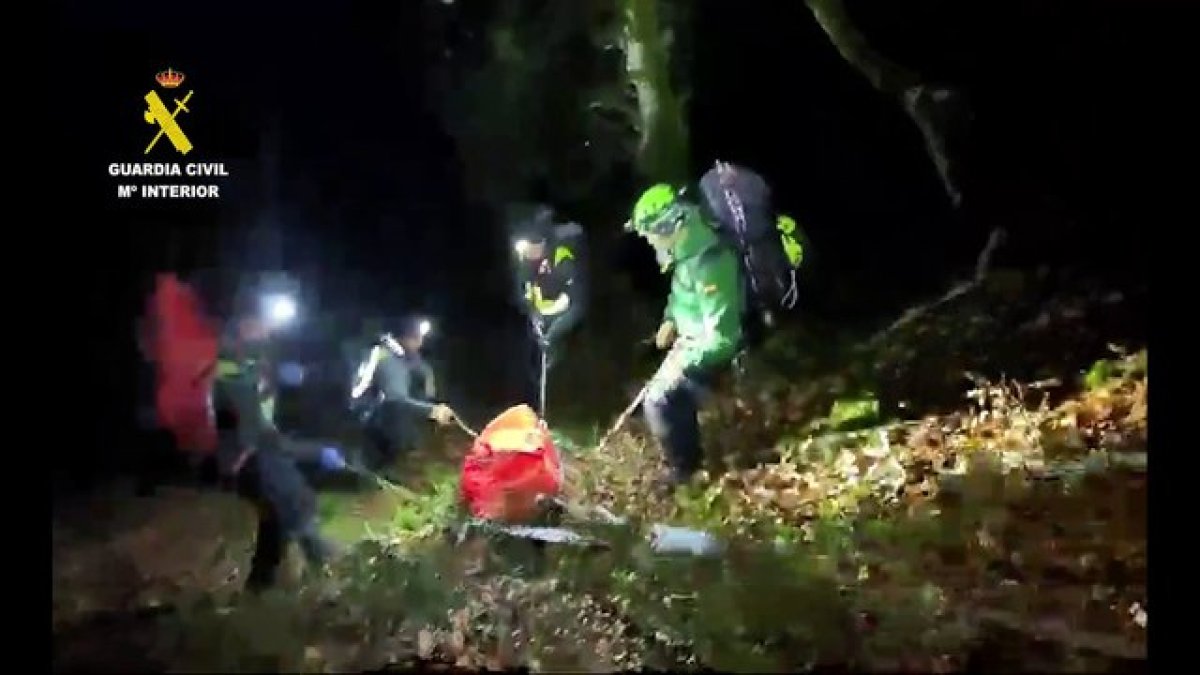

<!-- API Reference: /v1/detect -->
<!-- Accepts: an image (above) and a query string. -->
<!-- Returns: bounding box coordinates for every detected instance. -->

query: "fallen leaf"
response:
[417,629,434,659]
[450,629,466,655]
[1129,602,1147,628]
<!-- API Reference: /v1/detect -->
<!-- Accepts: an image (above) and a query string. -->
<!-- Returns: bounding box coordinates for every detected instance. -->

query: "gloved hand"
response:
[533,318,549,347]
[318,446,347,471]
[654,320,677,350]
[429,403,457,426]
[277,361,306,387]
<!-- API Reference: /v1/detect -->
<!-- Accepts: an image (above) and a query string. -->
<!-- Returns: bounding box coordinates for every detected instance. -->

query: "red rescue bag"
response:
[459,404,564,523]
[146,273,220,455]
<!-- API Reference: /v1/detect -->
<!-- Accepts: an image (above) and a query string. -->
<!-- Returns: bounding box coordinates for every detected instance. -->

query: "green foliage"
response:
[335,542,467,628]
[1084,349,1147,391]
[829,395,881,431]
[383,467,462,540]
[318,464,462,544]
[1083,359,1115,391]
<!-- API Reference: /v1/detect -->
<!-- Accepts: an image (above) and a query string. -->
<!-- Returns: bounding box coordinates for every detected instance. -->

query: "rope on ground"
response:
[355,469,418,499]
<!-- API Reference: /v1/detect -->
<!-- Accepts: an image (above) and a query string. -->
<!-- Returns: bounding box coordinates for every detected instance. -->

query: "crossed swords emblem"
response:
[143,89,194,155]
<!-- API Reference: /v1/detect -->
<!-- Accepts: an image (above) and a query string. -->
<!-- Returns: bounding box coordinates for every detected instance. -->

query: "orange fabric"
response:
[459,404,563,523]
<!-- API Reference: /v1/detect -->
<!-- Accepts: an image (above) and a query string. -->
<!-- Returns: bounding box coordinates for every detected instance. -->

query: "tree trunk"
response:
[805,0,967,207]
[621,0,689,184]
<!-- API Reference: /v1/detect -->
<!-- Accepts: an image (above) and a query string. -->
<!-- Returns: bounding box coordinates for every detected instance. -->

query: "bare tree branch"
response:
[863,228,1005,349]
[804,0,921,94]
[804,0,967,207]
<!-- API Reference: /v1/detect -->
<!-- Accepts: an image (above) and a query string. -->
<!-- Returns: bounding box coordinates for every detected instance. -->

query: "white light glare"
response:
[265,294,297,325]
[419,319,432,337]
[514,239,530,256]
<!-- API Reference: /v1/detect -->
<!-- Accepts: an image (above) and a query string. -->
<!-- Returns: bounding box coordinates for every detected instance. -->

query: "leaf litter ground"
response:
[52,273,1147,672]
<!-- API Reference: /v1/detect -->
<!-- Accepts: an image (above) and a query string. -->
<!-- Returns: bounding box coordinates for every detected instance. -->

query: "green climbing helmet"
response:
[627,184,686,236]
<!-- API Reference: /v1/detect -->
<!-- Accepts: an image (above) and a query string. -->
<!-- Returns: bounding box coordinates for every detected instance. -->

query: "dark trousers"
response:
[365,401,422,470]
[643,372,713,482]
[234,448,335,591]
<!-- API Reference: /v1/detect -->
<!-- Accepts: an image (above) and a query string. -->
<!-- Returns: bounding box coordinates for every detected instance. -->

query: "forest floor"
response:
[52,266,1147,672]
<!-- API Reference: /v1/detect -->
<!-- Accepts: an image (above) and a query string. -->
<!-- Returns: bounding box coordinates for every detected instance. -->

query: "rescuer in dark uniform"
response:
[350,317,459,476]
[213,299,340,591]
[511,204,588,403]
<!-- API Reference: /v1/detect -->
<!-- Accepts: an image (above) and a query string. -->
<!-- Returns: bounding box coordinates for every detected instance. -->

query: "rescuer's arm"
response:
[392,364,436,417]
[543,235,588,343]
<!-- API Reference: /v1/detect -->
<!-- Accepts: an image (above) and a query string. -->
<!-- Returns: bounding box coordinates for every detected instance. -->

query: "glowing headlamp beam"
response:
[264,293,297,326]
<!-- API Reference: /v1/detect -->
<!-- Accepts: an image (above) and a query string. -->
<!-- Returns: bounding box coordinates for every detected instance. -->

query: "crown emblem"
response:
[155,68,185,89]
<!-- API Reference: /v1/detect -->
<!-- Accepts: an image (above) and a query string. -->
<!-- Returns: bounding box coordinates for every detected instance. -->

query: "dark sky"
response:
[53,0,1153,481]
[56,0,1147,315]
[692,0,1149,308]
[60,0,464,310]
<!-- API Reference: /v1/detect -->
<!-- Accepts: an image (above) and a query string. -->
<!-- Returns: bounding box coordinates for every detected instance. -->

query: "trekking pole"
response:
[593,384,649,454]
[593,341,686,453]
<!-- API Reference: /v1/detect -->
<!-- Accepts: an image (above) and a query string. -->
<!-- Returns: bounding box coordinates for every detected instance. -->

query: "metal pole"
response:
[538,340,548,418]
[593,383,648,453]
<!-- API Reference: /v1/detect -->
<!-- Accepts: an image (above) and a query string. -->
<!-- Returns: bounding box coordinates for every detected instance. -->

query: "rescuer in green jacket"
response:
[625,184,745,488]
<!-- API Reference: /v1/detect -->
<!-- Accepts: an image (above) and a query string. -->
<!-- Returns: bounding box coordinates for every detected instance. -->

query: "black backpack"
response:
[697,161,800,333]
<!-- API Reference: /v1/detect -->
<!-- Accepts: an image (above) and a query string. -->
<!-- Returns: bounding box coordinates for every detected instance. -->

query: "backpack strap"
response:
[782,269,799,310]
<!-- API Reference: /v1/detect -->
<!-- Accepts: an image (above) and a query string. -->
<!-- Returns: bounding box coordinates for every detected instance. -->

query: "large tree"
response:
[616,0,691,184]
[427,0,693,209]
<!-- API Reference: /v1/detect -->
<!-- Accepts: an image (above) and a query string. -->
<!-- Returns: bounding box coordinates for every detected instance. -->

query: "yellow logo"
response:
[144,68,193,155]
